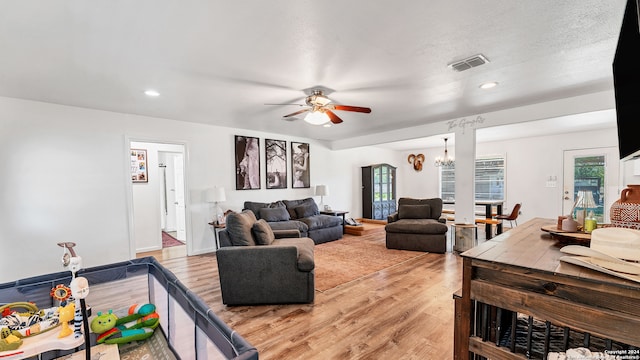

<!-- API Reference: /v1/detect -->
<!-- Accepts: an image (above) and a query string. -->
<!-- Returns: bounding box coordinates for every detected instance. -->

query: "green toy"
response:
[91,303,160,344]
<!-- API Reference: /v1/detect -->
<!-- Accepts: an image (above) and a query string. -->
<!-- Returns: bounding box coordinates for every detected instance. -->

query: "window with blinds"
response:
[440,156,505,201]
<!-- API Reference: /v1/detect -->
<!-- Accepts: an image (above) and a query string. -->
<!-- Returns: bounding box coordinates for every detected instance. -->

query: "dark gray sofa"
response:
[385,197,449,253]
[243,197,343,244]
[216,210,315,305]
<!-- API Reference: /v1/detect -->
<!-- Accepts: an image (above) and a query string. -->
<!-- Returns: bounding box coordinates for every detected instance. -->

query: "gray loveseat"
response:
[243,197,343,244]
[385,197,449,253]
[216,210,315,305]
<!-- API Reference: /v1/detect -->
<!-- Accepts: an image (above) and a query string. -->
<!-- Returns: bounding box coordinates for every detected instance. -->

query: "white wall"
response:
[0,96,399,282]
[395,125,623,224]
[0,94,633,283]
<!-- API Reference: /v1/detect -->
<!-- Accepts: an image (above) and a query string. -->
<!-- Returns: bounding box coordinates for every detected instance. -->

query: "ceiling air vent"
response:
[448,54,490,72]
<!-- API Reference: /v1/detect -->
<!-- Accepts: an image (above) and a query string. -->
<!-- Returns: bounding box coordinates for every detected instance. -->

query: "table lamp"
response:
[575,190,596,231]
[206,186,226,224]
[315,185,329,210]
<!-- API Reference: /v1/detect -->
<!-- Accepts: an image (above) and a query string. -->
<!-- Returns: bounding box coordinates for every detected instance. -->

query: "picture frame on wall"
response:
[265,139,287,189]
[131,149,148,183]
[235,135,261,190]
[291,142,310,188]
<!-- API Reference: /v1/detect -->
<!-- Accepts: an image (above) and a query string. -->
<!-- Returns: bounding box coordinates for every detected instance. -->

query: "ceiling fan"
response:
[271,90,372,125]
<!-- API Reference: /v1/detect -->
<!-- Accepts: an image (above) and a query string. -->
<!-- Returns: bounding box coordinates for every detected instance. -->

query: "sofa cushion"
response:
[268,220,309,236]
[244,200,286,220]
[398,204,431,219]
[253,219,276,245]
[226,210,258,246]
[397,197,443,219]
[385,219,448,235]
[259,207,291,222]
[297,214,341,230]
[294,204,318,218]
[283,198,317,219]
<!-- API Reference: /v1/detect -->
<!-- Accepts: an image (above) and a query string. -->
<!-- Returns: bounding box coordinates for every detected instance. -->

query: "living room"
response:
[3,91,635,282]
[2,1,640,358]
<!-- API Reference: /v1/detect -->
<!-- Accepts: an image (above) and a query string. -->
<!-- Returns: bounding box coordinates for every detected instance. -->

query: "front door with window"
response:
[562,147,619,224]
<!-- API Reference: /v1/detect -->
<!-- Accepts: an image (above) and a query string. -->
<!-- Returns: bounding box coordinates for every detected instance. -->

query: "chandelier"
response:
[434,138,455,167]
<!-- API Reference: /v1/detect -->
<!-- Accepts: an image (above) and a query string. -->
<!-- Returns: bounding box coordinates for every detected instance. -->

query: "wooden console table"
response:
[454,217,640,359]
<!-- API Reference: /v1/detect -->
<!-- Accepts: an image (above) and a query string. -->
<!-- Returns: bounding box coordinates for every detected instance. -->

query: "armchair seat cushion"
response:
[385,219,448,235]
[272,238,315,271]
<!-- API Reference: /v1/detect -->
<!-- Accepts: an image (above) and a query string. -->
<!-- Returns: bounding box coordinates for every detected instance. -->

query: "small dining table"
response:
[443,200,504,239]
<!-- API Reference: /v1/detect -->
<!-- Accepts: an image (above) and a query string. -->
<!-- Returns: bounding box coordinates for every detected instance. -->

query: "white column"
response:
[454,129,476,225]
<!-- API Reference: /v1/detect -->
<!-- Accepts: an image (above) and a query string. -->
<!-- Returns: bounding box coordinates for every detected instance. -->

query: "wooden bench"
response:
[474,218,501,226]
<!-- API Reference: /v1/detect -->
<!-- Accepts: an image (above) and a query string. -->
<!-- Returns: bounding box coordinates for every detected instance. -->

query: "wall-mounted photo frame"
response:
[291,142,310,188]
[265,139,287,189]
[235,135,261,190]
[131,149,148,183]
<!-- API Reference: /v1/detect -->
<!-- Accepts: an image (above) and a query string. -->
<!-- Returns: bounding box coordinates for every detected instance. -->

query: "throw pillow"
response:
[252,219,275,245]
[398,204,431,219]
[225,210,257,246]
[259,207,290,222]
[294,204,318,218]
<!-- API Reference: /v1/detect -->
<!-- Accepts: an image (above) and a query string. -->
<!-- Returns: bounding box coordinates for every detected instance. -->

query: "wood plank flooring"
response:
[138,225,466,359]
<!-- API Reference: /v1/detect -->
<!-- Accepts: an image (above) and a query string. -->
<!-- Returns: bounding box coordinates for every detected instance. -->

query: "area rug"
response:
[162,231,184,248]
[313,235,427,292]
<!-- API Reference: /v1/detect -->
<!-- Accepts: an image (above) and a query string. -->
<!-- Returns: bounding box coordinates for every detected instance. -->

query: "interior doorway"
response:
[562,147,619,224]
[130,141,188,255]
[159,151,186,242]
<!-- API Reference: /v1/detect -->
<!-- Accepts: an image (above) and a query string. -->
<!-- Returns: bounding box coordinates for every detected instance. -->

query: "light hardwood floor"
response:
[138,225,470,359]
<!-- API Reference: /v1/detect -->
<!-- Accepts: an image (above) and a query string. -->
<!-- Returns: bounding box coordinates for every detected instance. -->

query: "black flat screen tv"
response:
[613,0,640,161]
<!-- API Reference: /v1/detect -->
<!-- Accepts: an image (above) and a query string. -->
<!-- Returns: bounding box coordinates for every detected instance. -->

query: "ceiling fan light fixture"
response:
[304,110,330,125]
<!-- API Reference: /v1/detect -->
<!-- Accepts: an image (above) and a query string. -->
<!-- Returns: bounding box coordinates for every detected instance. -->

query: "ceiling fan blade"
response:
[283,108,310,117]
[264,103,305,106]
[331,105,372,113]
[325,110,343,124]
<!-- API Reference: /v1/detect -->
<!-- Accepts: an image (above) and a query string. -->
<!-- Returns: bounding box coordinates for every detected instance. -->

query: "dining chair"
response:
[495,203,522,229]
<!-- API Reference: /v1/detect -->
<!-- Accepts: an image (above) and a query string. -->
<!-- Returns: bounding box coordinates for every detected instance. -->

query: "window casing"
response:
[440,156,505,201]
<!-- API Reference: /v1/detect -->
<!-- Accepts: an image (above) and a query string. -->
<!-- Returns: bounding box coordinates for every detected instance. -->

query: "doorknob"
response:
[564,196,570,200]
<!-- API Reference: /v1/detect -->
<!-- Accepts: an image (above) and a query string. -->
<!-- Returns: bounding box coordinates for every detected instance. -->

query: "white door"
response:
[173,153,186,240]
[563,147,619,224]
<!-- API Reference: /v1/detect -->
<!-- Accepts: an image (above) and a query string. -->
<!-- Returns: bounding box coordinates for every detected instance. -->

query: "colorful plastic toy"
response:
[91,303,159,344]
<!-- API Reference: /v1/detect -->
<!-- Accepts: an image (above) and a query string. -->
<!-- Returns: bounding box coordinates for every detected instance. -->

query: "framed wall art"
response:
[235,135,261,190]
[131,149,148,183]
[265,139,287,189]
[291,142,310,188]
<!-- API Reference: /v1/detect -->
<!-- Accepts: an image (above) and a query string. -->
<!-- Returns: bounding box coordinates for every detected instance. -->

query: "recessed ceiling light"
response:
[144,89,160,97]
[479,82,498,89]
[323,123,332,128]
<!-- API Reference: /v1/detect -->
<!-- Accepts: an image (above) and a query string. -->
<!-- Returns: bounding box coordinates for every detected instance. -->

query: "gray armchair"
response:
[385,197,449,253]
[216,210,315,305]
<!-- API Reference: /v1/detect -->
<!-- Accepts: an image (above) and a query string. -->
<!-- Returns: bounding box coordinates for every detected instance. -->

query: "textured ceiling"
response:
[0,1,627,148]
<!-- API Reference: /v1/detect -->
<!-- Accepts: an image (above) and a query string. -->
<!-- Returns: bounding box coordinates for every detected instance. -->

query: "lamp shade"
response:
[315,185,329,196]
[206,187,226,203]
[576,190,596,208]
